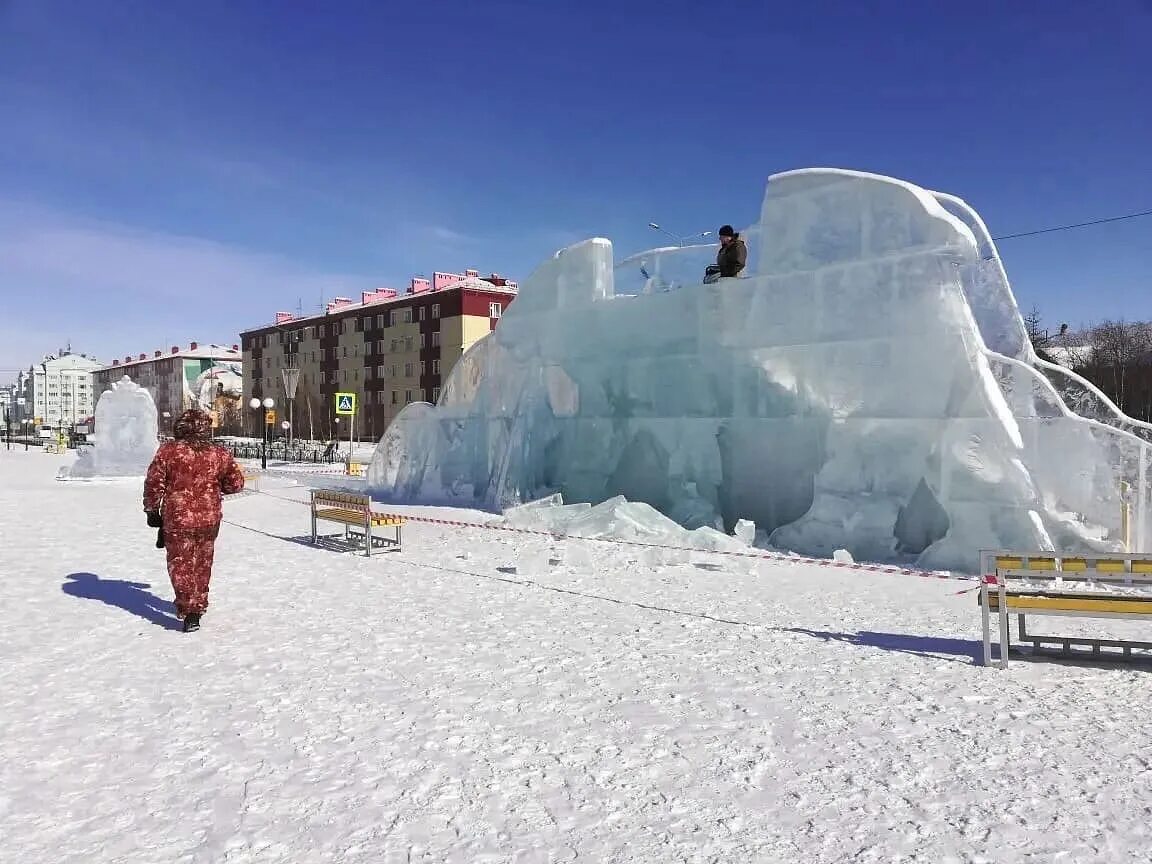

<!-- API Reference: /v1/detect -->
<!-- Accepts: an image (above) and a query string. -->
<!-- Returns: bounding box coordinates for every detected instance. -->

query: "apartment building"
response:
[240,270,517,441]
[21,351,103,430]
[93,342,244,433]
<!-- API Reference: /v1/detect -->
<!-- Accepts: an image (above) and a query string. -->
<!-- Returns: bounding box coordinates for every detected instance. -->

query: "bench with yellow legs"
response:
[310,490,404,556]
[979,550,1152,668]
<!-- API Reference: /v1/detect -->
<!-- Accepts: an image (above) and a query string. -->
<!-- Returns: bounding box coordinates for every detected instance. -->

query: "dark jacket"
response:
[716,237,747,278]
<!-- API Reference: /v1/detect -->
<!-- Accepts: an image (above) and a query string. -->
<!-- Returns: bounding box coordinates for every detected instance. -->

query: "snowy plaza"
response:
[4,448,1152,863]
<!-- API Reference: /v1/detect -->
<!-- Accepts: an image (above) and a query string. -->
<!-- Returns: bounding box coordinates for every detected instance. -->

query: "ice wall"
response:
[368,168,1139,571]
[62,377,158,479]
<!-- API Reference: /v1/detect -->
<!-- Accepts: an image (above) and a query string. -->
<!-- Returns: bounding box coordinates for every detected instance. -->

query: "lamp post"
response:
[3,405,9,450]
[23,418,32,451]
[648,222,713,247]
[249,396,274,470]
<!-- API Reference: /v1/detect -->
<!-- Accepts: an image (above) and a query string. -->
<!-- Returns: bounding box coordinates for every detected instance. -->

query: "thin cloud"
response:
[0,198,369,372]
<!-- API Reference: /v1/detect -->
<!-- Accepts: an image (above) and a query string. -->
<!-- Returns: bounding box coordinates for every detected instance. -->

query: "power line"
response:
[993,208,1152,241]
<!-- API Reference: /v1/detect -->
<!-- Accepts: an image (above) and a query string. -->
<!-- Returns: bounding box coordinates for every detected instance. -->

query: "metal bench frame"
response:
[979,549,1152,668]
[310,489,403,557]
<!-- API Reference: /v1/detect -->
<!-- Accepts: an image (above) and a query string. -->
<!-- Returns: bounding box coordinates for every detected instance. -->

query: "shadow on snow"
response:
[62,572,182,630]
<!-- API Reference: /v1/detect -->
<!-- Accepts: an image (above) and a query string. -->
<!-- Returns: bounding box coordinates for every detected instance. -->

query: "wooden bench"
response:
[310,490,404,556]
[979,550,1152,668]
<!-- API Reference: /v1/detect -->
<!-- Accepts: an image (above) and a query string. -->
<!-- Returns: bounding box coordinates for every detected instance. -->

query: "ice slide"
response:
[368,168,1151,573]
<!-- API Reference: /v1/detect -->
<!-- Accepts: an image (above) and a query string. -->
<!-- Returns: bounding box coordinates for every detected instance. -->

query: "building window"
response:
[376,340,385,354]
[420,361,426,375]
[404,362,413,377]
[405,336,413,351]
[418,333,426,349]
[342,370,348,382]
[353,369,359,381]
[489,302,502,318]
[377,365,386,379]
[343,346,348,358]
[403,308,413,324]
[432,303,440,319]
[432,359,440,374]
[405,390,413,404]
[391,391,399,405]
[431,331,441,348]
[432,386,441,402]
[319,325,326,337]
[391,364,398,378]
[419,306,426,321]
[365,342,374,357]
[355,318,363,332]
[389,339,398,352]
[389,310,400,326]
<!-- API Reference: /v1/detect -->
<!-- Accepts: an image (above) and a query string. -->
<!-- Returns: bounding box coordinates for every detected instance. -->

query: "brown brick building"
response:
[240,272,516,442]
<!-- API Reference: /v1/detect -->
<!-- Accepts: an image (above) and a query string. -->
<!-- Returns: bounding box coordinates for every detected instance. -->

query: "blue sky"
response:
[1,0,1149,380]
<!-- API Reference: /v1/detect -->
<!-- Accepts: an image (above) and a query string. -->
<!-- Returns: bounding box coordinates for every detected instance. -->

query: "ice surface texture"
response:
[368,168,1151,571]
[64,377,159,478]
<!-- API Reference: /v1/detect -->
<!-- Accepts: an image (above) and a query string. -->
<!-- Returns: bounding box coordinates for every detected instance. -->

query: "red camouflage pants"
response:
[164,525,220,617]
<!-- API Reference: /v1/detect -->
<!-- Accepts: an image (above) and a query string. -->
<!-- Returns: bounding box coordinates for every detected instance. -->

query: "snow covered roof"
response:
[1046,345,1093,368]
[242,278,518,334]
[100,343,241,371]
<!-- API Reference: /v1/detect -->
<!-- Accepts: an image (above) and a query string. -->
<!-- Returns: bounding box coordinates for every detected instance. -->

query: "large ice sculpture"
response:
[368,168,1151,572]
[62,376,159,478]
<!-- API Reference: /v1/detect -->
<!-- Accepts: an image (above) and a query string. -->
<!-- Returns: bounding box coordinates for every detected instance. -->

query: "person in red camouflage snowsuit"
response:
[143,408,245,630]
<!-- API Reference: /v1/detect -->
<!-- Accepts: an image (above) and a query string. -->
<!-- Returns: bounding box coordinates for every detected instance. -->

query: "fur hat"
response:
[174,408,213,442]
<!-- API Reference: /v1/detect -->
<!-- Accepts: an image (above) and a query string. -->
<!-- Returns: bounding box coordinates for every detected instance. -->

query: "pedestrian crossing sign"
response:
[334,392,357,415]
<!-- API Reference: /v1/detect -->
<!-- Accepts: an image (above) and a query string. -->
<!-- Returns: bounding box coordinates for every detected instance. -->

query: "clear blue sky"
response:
[1,0,1149,380]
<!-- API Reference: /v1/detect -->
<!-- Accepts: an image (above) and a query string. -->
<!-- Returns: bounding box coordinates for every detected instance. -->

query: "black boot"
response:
[183,613,201,632]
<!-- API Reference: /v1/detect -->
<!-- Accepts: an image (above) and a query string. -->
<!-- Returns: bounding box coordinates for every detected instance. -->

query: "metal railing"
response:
[218,441,342,464]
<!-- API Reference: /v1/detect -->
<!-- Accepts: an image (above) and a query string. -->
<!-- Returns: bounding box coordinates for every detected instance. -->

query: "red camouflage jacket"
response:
[143,441,246,530]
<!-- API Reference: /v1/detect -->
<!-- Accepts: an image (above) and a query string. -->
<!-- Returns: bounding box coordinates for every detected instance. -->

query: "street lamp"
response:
[648,222,713,247]
[249,396,275,470]
[22,418,32,451]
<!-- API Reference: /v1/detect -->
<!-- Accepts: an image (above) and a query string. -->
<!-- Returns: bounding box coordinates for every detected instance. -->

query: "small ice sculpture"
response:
[62,377,158,478]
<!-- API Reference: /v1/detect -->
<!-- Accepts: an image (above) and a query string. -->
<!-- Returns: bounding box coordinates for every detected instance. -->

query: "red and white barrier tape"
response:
[237,486,980,587]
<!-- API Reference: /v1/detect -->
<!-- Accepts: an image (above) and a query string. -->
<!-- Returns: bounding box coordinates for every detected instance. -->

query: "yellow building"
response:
[240,272,516,441]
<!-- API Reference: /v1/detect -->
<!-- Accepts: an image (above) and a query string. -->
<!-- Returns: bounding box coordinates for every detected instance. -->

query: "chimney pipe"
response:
[190,341,198,351]
[171,346,179,354]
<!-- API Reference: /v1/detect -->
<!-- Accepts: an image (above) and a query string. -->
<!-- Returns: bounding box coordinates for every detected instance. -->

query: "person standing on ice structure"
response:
[143,408,245,632]
[704,224,747,283]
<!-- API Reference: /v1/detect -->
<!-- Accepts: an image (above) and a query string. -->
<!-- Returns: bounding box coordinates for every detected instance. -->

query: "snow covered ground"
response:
[3,449,1152,863]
